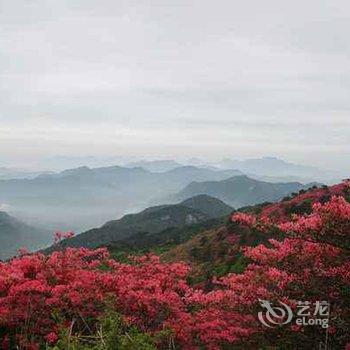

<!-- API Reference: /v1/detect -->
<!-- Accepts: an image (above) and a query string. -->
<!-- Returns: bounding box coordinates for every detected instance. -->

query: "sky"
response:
[0,0,349,172]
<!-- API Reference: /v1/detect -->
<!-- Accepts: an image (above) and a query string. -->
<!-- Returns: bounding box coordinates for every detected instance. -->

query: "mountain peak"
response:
[180,194,233,218]
[59,166,91,176]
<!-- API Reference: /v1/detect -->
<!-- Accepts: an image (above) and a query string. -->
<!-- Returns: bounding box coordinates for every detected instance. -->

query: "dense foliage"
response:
[0,184,349,349]
[226,195,350,348]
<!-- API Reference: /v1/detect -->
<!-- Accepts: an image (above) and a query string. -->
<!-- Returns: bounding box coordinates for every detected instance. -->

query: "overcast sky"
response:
[1,0,349,171]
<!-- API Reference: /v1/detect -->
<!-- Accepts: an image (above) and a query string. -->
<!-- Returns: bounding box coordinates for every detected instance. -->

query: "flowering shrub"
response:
[221,195,350,348]
[260,180,350,222]
[53,231,74,244]
[231,212,256,227]
[0,190,349,349]
[0,245,253,349]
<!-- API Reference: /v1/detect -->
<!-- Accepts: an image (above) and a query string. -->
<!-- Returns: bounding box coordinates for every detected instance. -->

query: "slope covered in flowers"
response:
[259,181,350,222]
[0,182,349,349]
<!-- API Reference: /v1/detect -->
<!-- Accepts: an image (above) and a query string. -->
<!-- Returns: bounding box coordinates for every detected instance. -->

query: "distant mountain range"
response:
[215,156,341,183]
[0,158,335,261]
[51,195,233,250]
[124,160,182,172]
[0,167,54,180]
[216,157,319,176]
[46,172,319,252]
[0,165,241,231]
[123,157,342,184]
[0,160,322,233]
[0,212,50,260]
[169,175,318,208]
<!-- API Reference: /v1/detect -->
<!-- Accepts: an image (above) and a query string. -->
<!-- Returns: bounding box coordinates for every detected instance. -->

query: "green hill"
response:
[52,195,233,251]
[180,194,233,217]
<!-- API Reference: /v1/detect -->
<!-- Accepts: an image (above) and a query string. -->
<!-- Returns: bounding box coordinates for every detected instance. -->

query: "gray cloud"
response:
[0,0,349,172]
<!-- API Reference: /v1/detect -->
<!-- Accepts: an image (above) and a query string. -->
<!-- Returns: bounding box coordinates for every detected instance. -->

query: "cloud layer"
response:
[1,0,349,171]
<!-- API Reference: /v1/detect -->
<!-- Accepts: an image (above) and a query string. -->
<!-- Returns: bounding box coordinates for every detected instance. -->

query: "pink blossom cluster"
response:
[278,196,350,248]
[0,246,254,349]
[221,195,350,347]
[53,231,74,244]
[230,212,256,226]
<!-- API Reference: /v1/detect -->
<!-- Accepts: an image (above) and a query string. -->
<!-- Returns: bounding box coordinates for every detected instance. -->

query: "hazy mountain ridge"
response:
[124,160,182,172]
[216,156,342,183]
[0,167,54,180]
[0,165,241,231]
[217,156,320,176]
[170,175,318,208]
[0,212,50,260]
